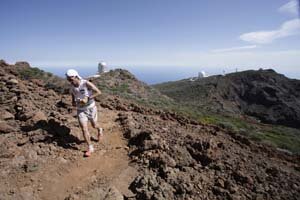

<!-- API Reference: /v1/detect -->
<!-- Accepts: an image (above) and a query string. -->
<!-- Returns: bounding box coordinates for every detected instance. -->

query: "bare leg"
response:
[90,106,103,141]
[79,120,92,148]
[91,120,103,141]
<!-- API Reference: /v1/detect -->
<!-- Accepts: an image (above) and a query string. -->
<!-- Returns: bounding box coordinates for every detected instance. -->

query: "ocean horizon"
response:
[38,65,300,85]
[38,65,218,85]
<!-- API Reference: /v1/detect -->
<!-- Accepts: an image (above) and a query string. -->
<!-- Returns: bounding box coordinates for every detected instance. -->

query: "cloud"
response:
[211,45,257,53]
[239,18,300,44]
[279,0,299,16]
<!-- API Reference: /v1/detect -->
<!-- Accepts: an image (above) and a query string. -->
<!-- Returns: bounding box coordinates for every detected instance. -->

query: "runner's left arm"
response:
[86,81,102,100]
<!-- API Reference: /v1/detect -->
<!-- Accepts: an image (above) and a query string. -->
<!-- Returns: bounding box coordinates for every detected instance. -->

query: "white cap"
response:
[65,69,82,79]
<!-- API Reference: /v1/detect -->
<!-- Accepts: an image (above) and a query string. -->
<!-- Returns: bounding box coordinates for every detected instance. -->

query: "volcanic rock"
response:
[0,121,16,133]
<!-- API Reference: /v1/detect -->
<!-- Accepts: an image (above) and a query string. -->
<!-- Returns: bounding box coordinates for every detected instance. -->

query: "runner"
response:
[66,69,103,157]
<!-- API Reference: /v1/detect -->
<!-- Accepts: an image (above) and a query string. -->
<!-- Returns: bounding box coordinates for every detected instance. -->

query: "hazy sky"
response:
[1,0,300,80]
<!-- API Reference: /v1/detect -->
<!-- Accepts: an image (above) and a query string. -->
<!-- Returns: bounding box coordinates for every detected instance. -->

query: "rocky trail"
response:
[1,108,137,200]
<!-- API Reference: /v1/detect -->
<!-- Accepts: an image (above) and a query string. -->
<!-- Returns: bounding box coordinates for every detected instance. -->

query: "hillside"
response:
[154,69,300,128]
[88,69,174,109]
[153,69,300,153]
[0,61,300,199]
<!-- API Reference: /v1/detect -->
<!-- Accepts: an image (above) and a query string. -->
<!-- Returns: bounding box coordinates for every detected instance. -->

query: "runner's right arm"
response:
[70,88,76,106]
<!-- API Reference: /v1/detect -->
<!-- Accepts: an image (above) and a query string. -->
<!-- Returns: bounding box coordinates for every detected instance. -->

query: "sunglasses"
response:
[67,76,75,82]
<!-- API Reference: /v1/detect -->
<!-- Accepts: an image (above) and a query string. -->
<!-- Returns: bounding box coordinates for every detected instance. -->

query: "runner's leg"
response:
[90,106,103,141]
[78,112,93,153]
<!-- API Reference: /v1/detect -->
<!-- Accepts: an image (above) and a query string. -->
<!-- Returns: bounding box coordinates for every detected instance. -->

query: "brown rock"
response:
[0,110,14,120]
[31,79,44,87]
[161,153,177,168]
[232,171,253,185]
[212,186,227,196]
[215,178,225,188]
[7,78,19,85]
[28,129,47,143]
[0,121,16,133]
[31,110,47,123]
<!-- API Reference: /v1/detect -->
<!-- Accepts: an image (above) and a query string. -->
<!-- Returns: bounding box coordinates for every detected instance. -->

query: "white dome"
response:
[198,70,208,78]
[98,62,107,66]
[98,61,108,74]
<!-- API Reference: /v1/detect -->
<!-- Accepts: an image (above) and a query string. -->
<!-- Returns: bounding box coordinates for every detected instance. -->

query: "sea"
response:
[38,65,226,85]
[38,65,300,85]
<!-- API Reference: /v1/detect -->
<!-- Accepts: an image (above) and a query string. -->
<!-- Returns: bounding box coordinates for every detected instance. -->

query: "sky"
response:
[0,0,300,83]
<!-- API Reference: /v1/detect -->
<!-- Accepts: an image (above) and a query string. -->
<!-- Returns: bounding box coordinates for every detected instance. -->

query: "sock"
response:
[89,145,94,152]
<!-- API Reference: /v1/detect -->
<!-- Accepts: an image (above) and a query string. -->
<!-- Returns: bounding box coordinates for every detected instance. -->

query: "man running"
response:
[65,69,103,157]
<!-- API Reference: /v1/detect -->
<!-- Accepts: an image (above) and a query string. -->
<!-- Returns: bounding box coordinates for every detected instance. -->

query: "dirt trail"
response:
[7,108,137,200]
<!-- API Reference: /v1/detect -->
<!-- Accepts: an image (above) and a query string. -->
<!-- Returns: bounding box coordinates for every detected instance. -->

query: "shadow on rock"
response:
[21,119,82,150]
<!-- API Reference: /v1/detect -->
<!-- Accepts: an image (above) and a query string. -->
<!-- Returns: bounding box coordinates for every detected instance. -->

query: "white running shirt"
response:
[71,79,95,110]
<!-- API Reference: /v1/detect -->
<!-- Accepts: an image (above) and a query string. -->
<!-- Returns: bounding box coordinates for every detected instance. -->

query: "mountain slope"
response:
[89,68,173,107]
[154,69,300,128]
[1,61,300,199]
